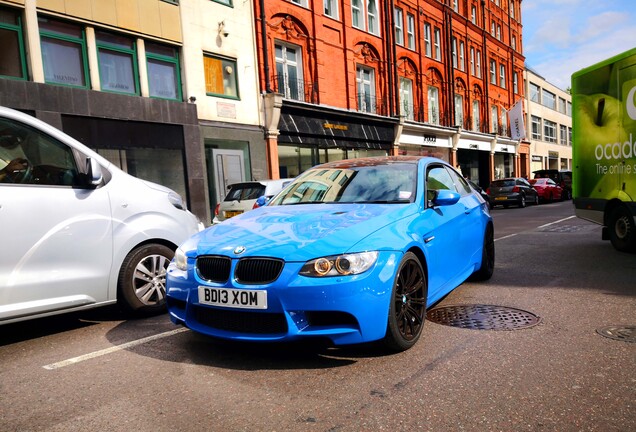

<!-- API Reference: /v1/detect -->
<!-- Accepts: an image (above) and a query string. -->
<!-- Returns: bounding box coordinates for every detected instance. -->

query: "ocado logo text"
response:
[595,134,636,160]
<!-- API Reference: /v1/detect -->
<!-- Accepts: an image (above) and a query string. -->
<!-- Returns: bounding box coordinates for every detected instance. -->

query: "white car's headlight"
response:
[174,247,188,271]
[299,251,378,277]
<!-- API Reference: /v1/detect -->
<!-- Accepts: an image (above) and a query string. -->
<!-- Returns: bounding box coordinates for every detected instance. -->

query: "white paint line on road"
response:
[494,233,517,242]
[43,327,189,370]
[537,215,576,229]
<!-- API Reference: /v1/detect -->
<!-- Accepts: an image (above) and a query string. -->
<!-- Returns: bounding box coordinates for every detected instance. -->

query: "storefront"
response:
[275,101,398,178]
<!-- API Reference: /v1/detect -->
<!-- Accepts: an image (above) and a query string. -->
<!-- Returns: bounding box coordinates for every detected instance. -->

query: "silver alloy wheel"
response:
[132,254,171,306]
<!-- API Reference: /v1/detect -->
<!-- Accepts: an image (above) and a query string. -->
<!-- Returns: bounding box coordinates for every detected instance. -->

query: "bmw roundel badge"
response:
[234,246,246,255]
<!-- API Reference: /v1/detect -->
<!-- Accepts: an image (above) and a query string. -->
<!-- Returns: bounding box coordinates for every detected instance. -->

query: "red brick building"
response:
[255,0,528,187]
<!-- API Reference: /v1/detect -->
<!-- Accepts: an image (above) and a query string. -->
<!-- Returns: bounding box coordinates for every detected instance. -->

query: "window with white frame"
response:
[428,86,440,125]
[291,0,308,7]
[531,115,541,139]
[454,93,464,127]
[368,0,379,35]
[471,5,477,24]
[424,23,432,57]
[542,89,556,110]
[472,99,480,131]
[407,13,415,49]
[352,0,362,28]
[459,41,465,71]
[275,42,304,101]
[400,77,414,120]
[560,124,567,145]
[324,0,338,19]
[529,82,540,102]
[558,97,566,113]
[470,47,475,75]
[490,60,496,84]
[513,72,518,94]
[491,21,495,36]
[491,105,498,133]
[453,0,459,12]
[434,28,441,60]
[544,119,557,142]
[394,8,404,46]
[452,37,458,69]
[500,110,508,135]
[356,65,376,113]
[476,50,481,78]
[510,0,515,19]
[496,25,501,40]
[512,35,516,50]
[499,64,506,88]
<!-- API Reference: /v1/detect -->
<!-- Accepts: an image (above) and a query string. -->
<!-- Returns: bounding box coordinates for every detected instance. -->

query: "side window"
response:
[426,165,455,203]
[0,118,78,186]
[445,167,472,196]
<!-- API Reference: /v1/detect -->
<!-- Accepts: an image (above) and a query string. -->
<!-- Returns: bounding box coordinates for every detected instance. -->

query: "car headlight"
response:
[174,247,188,271]
[299,251,378,277]
[168,191,185,210]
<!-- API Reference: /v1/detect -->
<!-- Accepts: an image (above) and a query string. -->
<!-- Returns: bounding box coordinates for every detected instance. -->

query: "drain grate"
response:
[596,325,636,343]
[427,304,541,330]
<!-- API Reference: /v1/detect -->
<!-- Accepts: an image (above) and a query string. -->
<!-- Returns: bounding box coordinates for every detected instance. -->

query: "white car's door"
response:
[0,116,113,321]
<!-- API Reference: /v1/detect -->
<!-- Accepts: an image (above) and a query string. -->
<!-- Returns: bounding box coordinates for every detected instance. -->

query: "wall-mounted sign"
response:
[323,122,348,131]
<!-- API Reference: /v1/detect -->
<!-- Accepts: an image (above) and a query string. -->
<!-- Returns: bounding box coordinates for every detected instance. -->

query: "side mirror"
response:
[254,195,269,208]
[431,189,461,207]
[85,157,103,188]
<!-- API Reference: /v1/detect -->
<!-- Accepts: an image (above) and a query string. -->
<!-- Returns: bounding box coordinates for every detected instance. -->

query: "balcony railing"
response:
[271,75,318,104]
[356,94,387,116]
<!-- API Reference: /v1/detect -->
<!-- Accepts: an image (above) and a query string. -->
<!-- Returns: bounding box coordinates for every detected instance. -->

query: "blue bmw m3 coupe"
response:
[166,156,494,351]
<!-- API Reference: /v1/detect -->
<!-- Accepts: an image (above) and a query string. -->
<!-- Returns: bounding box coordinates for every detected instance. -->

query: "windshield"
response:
[269,164,417,205]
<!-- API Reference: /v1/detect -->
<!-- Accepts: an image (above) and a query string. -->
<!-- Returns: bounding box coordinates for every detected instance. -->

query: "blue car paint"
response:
[166,157,493,347]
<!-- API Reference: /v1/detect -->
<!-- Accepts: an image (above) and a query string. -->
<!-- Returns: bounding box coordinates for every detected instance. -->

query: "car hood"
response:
[191,203,416,261]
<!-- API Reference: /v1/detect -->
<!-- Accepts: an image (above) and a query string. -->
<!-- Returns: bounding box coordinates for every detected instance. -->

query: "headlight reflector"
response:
[174,247,188,271]
[300,251,378,277]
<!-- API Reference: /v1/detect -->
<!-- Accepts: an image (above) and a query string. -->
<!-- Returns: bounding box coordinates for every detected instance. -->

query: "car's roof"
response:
[314,156,440,170]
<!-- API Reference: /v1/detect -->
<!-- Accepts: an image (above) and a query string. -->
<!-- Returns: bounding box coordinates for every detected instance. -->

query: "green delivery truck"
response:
[572,47,636,253]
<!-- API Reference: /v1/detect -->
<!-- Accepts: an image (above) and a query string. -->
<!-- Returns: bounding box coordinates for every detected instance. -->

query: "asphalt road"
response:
[1,200,634,431]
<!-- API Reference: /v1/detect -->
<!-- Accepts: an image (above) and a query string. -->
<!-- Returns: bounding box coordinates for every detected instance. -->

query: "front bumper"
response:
[166,251,402,346]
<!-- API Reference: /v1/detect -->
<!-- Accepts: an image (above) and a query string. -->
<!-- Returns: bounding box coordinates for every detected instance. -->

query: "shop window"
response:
[274,43,303,101]
[39,17,89,88]
[204,54,239,99]
[0,6,27,80]
[146,42,182,101]
[96,31,139,95]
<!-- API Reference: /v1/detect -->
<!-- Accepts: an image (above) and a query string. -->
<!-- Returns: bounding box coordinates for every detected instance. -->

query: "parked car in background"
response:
[213,179,293,224]
[532,169,572,200]
[530,178,563,203]
[0,106,202,325]
[167,156,494,352]
[467,179,492,209]
[487,177,539,208]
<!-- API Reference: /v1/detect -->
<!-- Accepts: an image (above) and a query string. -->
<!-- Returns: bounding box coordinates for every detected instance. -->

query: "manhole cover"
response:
[427,304,541,330]
[596,325,636,343]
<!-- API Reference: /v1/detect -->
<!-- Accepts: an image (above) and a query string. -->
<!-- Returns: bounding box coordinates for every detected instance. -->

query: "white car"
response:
[0,106,202,324]
[213,179,293,223]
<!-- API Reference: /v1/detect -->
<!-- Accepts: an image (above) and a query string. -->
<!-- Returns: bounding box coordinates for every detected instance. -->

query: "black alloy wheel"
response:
[519,194,526,208]
[384,252,427,351]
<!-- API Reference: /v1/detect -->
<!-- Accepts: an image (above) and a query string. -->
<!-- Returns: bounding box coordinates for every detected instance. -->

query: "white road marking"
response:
[537,215,576,229]
[494,233,517,242]
[43,327,189,370]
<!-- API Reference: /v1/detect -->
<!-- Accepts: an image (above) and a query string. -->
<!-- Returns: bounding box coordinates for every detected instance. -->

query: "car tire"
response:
[383,252,427,352]
[533,195,539,205]
[470,224,495,281]
[519,194,526,208]
[117,243,175,315]
[608,206,636,253]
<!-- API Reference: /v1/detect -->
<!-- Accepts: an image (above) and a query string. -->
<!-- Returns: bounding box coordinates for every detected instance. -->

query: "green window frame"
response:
[96,30,140,96]
[145,42,182,101]
[0,6,28,80]
[211,0,233,6]
[203,54,239,100]
[39,17,90,88]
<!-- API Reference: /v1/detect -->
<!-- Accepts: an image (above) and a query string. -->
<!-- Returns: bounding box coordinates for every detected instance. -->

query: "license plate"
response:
[495,197,507,201]
[224,210,243,218]
[198,287,267,309]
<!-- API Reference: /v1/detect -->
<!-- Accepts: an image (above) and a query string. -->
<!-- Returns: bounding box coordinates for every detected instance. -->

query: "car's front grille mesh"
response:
[196,256,231,282]
[235,258,284,284]
[193,306,288,334]
[195,256,284,285]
